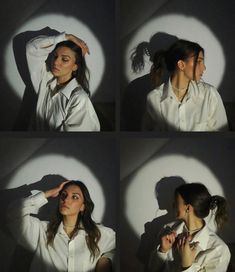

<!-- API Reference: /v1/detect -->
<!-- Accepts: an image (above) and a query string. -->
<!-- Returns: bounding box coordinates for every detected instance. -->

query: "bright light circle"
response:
[7,154,105,222]
[125,14,225,89]
[125,154,224,237]
[4,14,105,98]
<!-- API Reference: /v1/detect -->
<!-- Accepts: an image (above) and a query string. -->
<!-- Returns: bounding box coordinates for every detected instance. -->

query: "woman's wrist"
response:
[159,246,168,253]
[44,191,51,198]
[181,265,191,271]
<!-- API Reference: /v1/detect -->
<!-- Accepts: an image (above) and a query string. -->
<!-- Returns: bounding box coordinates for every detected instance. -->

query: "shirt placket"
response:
[178,102,187,131]
[68,239,75,272]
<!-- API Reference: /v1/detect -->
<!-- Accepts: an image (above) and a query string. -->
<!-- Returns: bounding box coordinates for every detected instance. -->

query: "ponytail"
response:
[210,195,228,230]
[130,42,150,73]
[150,50,166,87]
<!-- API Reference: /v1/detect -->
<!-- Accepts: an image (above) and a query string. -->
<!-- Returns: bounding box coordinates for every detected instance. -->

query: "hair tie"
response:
[210,196,218,210]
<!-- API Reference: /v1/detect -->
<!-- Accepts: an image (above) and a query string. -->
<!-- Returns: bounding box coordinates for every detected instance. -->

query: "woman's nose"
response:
[53,58,60,67]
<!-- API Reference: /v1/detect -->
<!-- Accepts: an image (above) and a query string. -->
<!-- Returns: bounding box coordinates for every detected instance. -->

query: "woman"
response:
[8,180,115,272]
[149,183,231,272]
[142,39,228,131]
[26,32,100,131]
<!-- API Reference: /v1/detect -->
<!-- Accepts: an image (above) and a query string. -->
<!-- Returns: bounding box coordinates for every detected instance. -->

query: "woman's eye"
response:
[60,192,67,200]
[62,58,69,62]
[73,195,79,200]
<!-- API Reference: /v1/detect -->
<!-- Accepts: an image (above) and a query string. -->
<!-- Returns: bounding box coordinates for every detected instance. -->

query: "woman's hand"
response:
[177,234,199,268]
[159,230,177,253]
[65,34,90,56]
[44,181,70,198]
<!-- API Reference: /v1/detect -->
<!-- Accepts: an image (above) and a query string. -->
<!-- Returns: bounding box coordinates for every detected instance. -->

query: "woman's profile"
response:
[25,31,100,131]
[142,39,228,131]
[8,180,115,271]
[149,183,231,272]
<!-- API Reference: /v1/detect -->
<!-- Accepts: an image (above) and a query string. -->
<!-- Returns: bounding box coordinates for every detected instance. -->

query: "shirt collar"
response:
[161,78,195,102]
[57,222,86,237]
[175,221,210,251]
[47,77,80,99]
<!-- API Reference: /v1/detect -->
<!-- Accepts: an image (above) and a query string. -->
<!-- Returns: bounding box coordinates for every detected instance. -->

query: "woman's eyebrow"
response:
[61,54,71,58]
[72,192,82,196]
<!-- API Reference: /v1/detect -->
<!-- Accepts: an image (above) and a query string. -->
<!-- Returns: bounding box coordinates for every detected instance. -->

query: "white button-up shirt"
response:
[26,33,100,131]
[149,221,231,272]
[143,79,228,131]
[8,192,115,272]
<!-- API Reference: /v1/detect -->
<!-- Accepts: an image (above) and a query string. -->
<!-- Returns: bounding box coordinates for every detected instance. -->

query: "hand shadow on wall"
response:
[136,176,186,271]
[12,27,59,130]
[121,32,178,131]
[0,174,66,271]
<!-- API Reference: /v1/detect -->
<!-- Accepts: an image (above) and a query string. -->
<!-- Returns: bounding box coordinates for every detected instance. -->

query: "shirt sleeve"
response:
[207,87,228,131]
[142,91,165,131]
[149,243,231,272]
[7,192,48,251]
[26,32,66,93]
[142,93,155,131]
[148,246,172,272]
[99,226,116,262]
[59,91,100,131]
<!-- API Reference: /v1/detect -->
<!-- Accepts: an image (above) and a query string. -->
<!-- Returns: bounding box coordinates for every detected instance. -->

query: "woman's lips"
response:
[52,67,60,72]
[61,204,69,209]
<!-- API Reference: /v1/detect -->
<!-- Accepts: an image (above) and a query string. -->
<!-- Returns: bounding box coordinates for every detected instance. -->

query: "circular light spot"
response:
[125,154,224,237]
[4,14,105,99]
[125,14,225,89]
[7,154,105,222]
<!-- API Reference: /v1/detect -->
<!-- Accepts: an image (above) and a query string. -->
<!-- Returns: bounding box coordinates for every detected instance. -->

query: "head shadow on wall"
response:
[121,32,178,131]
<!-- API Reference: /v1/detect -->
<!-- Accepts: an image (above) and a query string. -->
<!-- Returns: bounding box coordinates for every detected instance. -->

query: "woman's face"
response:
[174,193,188,220]
[59,185,85,217]
[51,46,78,83]
[182,51,206,82]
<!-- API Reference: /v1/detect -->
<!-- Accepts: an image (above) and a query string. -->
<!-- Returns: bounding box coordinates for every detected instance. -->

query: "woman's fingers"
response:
[66,34,90,55]
[59,180,70,188]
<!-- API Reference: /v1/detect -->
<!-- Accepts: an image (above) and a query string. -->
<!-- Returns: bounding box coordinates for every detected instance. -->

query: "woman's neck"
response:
[63,215,77,228]
[185,217,204,232]
[171,73,190,91]
[57,75,73,85]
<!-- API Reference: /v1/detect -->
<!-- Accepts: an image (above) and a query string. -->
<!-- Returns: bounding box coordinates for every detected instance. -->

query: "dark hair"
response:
[46,181,101,260]
[52,41,90,96]
[151,39,204,86]
[175,183,228,229]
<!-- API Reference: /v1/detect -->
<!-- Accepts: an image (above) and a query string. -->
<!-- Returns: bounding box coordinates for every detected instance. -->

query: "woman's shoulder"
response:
[195,81,219,93]
[147,84,165,100]
[207,228,230,249]
[97,224,116,236]
[70,85,90,100]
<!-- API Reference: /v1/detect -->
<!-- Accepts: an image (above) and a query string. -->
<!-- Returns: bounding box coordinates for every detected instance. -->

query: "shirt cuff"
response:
[156,245,168,261]
[54,32,66,45]
[101,250,115,261]
[29,191,48,207]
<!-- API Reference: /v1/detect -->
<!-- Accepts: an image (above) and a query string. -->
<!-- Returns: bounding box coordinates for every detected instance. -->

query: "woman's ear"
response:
[186,204,193,213]
[177,60,185,71]
[72,64,78,72]
[81,203,85,212]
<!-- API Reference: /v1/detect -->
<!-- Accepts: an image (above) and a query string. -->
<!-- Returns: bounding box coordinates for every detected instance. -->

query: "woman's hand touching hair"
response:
[65,34,90,56]
[44,181,70,198]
